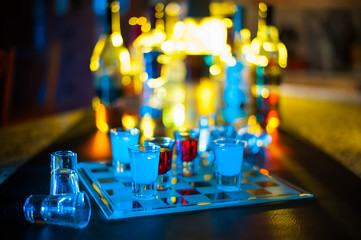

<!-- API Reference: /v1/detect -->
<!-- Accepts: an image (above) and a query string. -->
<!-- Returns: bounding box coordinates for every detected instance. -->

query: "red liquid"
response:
[176,138,198,162]
[158,147,173,175]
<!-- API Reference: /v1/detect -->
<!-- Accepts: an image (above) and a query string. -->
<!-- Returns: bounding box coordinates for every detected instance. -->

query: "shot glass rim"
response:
[51,150,77,158]
[110,127,139,136]
[144,137,175,147]
[128,144,161,153]
[213,138,245,148]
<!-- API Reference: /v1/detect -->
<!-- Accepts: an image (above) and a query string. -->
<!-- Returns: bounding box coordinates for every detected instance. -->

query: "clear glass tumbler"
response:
[128,144,160,200]
[50,150,80,195]
[144,137,175,191]
[213,138,245,191]
[23,191,91,229]
[110,127,139,175]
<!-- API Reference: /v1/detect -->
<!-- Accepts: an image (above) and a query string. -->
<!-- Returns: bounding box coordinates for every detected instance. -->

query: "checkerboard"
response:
[78,161,313,220]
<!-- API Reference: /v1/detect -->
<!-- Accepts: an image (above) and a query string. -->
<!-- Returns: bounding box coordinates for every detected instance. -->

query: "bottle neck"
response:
[148,5,157,30]
[257,3,267,33]
[265,6,273,26]
[187,0,210,18]
[147,2,165,32]
[233,6,244,36]
[105,0,121,35]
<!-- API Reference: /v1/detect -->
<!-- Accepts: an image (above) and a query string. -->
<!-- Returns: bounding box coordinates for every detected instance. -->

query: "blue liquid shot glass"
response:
[110,127,139,175]
[50,150,80,195]
[213,138,245,191]
[23,191,91,229]
[128,144,160,200]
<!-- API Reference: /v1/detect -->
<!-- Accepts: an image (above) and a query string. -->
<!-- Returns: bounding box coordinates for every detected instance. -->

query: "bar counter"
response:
[1,106,361,239]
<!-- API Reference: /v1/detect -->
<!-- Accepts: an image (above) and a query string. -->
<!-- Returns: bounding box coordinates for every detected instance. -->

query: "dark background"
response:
[1,0,360,126]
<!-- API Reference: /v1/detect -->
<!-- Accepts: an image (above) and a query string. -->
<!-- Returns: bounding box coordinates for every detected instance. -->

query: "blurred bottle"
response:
[248,3,287,132]
[133,1,167,138]
[182,0,228,128]
[237,122,272,155]
[160,2,188,130]
[90,0,133,132]
[222,5,250,125]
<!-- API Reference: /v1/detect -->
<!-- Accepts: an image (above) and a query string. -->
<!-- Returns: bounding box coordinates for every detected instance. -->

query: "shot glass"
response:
[128,144,161,200]
[50,150,79,195]
[110,127,139,175]
[174,129,199,176]
[144,137,175,191]
[23,191,91,229]
[213,138,245,191]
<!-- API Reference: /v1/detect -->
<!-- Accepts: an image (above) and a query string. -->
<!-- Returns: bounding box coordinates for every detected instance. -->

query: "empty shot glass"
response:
[174,129,199,176]
[50,150,80,195]
[128,144,160,200]
[23,191,91,229]
[213,138,245,191]
[110,127,139,175]
[144,137,175,191]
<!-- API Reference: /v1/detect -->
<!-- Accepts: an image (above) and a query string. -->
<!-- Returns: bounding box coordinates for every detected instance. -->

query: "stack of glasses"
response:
[23,151,91,229]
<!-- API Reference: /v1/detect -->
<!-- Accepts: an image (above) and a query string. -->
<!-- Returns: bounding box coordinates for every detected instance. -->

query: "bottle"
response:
[222,5,250,125]
[133,1,167,138]
[90,0,132,132]
[248,3,287,132]
[182,0,227,128]
[160,2,188,130]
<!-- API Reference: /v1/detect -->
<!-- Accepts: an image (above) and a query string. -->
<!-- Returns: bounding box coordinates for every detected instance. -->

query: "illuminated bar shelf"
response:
[78,161,313,220]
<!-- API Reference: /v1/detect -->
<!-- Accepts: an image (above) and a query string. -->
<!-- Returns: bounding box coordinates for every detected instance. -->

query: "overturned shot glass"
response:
[23,191,91,229]
[50,150,80,195]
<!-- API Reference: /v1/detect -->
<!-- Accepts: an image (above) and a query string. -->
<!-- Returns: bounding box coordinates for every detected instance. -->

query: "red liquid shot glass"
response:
[174,130,199,176]
[144,137,175,190]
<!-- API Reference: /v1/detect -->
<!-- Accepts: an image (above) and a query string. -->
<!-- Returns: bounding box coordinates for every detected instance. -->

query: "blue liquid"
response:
[130,154,159,184]
[111,134,139,164]
[215,146,244,176]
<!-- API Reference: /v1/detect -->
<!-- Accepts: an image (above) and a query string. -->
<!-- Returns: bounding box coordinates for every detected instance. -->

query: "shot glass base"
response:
[176,157,199,176]
[132,182,157,200]
[157,173,171,191]
[113,163,131,177]
[216,174,241,192]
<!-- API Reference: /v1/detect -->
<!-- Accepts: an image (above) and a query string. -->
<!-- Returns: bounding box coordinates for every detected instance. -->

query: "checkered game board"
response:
[78,161,313,220]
